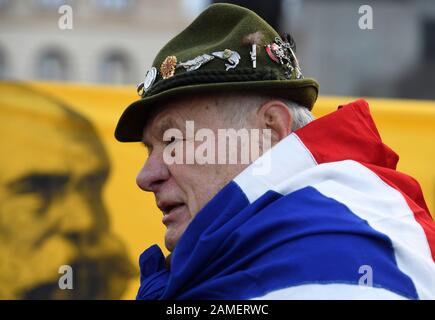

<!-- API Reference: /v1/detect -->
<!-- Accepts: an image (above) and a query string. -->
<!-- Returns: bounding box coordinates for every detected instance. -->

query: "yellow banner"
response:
[0,81,434,299]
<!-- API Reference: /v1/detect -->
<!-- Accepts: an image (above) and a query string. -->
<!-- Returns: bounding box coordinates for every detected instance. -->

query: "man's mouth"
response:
[159,202,187,225]
[162,203,184,215]
[22,254,136,300]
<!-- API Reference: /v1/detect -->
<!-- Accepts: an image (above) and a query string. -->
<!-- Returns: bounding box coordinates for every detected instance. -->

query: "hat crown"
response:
[154,3,278,71]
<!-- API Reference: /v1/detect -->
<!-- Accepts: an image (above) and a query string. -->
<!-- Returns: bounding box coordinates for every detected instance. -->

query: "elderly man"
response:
[115,4,435,299]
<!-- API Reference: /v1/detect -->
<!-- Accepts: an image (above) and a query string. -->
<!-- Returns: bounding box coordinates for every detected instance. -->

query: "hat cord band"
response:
[144,67,281,97]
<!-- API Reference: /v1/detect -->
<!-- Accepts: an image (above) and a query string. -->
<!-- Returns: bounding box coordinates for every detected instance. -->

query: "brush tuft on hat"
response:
[242,31,265,47]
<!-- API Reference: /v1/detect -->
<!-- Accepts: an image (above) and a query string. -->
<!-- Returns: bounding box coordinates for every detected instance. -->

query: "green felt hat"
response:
[115,3,319,142]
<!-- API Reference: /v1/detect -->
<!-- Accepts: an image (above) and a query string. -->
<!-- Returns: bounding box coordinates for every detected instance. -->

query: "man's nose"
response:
[56,191,95,236]
[136,151,170,192]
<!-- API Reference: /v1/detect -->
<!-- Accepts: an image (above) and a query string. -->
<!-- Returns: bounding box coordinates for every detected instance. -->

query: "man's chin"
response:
[164,239,176,252]
[22,255,136,300]
[164,232,181,252]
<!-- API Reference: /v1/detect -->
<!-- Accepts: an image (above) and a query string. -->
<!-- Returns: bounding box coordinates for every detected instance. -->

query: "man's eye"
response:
[165,137,178,145]
[9,173,70,198]
[8,173,70,216]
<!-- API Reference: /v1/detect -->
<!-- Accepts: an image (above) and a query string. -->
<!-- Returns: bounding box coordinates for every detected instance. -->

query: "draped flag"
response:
[137,99,435,300]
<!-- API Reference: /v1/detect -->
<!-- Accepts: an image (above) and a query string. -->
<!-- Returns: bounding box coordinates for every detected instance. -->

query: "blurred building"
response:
[0,0,198,85]
[0,0,434,99]
[280,0,435,100]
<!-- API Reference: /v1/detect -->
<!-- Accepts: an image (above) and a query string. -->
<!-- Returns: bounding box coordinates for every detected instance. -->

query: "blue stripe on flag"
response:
[159,183,418,299]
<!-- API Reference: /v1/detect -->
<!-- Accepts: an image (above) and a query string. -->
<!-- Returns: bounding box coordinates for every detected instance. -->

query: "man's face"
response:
[137,95,249,252]
[0,85,135,299]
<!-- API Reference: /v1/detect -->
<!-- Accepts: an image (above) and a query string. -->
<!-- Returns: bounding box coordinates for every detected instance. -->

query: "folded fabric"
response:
[137,99,435,300]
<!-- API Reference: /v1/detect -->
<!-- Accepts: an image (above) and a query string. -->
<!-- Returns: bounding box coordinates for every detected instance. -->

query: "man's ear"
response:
[257,100,293,145]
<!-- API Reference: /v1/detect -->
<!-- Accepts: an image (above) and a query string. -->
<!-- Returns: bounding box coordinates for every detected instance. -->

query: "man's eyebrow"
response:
[77,168,109,189]
[142,117,179,148]
[8,172,70,194]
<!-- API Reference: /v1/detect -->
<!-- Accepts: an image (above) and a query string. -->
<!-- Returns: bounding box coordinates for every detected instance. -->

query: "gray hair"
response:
[215,93,315,131]
[284,100,315,131]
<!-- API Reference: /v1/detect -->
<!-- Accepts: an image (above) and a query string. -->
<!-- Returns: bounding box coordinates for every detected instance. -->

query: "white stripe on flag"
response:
[251,283,409,300]
[234,133,317,203]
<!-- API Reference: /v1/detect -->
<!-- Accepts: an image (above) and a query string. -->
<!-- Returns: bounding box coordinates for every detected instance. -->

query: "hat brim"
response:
[115,78,319,142]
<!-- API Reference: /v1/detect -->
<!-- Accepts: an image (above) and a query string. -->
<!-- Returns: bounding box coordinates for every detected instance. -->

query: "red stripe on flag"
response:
[296,99,435,261]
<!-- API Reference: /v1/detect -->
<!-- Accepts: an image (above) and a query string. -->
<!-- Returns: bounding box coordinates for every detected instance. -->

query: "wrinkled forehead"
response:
[142,110,180,144]
[141,95,212,144]
[0,85,109,183]
[0,120,109,186]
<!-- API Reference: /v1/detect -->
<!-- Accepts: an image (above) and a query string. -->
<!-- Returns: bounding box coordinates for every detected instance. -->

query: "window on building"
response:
[423,19,435,62]
[0,0,11,10]
[93,0,135,11]
[36,49,69,81]
[99,51,132,84]
[36,0,71,8]
[0,49,6,79]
